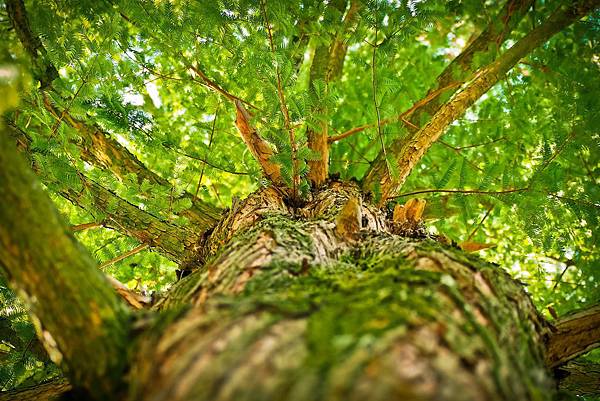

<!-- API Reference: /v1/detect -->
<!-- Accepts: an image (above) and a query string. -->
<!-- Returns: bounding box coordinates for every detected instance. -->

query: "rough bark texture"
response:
[3,1,598,398]
[0,379,70,401]
[5,0,58,88]
[2,172,596,400]
[234,100,282,184]
[123,182,555,401]
[546,304,600,368]
[556,361,600,397]
[0,128,130,397]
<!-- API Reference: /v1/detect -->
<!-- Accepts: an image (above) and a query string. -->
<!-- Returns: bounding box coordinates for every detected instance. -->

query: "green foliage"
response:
[0,277,60,390]
[0,0,598,393]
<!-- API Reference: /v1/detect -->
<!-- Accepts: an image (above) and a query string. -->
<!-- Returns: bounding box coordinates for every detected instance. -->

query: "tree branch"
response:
[5,0,58,88]
[307,0,361,185]
[71,221,103,232]
[409,0,536,128]
[105,275,152,310]
[556,360,600,397]
[6,0,221,231]
[395,187,528,198]
[234,100,282,184]
[361,0,535,196]
[546,303,600,368]
[9,125,196,263]
[0,127,129,397]
[363,0,598,203]
[0,379,71,401]
[329,82,460,143]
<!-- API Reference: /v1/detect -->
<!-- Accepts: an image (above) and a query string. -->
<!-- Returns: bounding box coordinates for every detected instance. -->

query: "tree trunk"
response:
[1,131,587,400]
[2,152,592,400]
[123,183,556,401]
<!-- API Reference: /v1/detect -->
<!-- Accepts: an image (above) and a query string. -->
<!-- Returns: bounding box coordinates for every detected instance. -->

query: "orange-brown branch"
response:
[363,0,597,203]
[234,100,282,184]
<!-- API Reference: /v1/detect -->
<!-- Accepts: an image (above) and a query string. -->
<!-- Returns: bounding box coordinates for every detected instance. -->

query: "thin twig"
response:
[260,0,299,199]
[188,64,258,110]
[195,105,219,197]
[71,221,103,232]
[552,260,575,291]
[329,81,461,143]
[466,205,494,241]
[98,244,149,269]
[441,136,507,150]
[48,79,86,139]
[395,187,528,198]
[371,3,388,176]
[164,144,248,175]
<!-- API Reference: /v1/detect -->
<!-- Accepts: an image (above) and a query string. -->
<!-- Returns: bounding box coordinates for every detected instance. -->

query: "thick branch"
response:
[409,0,535,128]
[7,0,221,230]
[360,0,534,194]
[5,0,58,88]
[10,124,198,262]
[0,379,71,401]
[546,304,600,368]
[0,128,129,397]
[39,89,220,230]
[363,0,598,202]
[556,361,600,397]
[307,0,361,185]
[234,100,282,183]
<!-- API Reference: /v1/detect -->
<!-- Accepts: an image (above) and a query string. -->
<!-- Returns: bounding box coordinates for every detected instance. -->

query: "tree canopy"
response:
[0,0,598,394]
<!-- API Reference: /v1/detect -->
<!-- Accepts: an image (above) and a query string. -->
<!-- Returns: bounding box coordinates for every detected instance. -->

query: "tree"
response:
[0,0,599,399]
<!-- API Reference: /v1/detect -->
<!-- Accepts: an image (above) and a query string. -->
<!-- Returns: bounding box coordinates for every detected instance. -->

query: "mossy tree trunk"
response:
[0,139,557,399]
[2,120,597,401]
[125,184,555,401]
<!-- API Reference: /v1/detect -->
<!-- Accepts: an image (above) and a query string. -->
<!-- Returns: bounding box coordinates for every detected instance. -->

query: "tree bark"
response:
[2,170,598,400]
[546,304,600,368]
[0,379,70,401]
[124,183,558,401]
[0,127,130,397]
